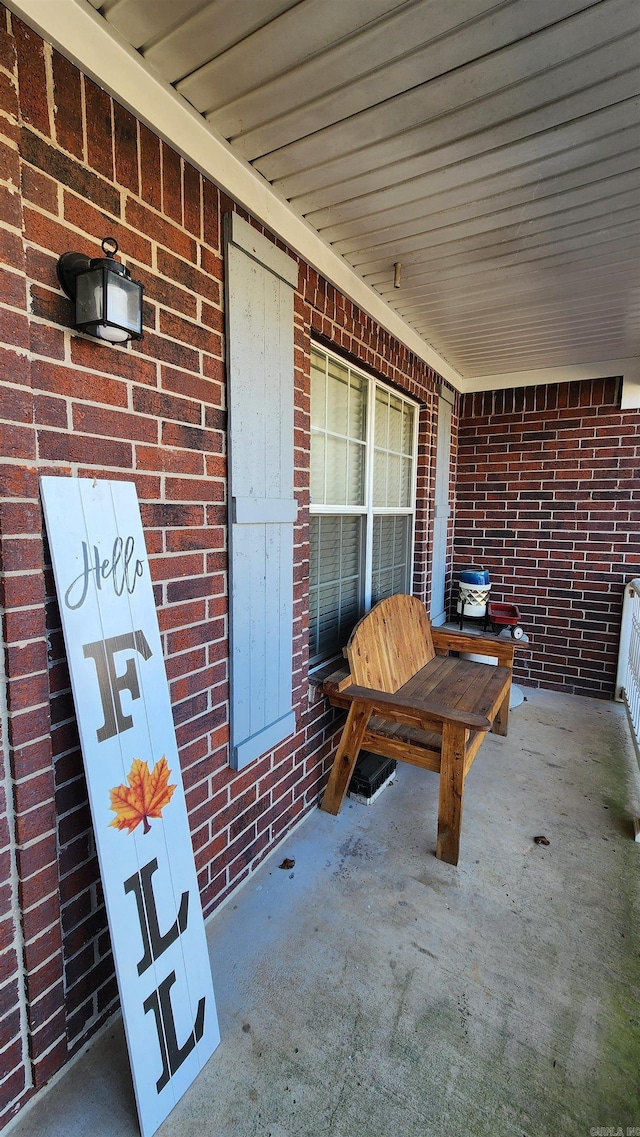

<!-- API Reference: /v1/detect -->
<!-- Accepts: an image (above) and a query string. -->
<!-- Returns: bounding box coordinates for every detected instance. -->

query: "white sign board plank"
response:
[40,477,220,1137]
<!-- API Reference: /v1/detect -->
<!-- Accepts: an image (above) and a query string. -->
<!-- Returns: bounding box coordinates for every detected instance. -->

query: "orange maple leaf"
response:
[109,756,176,835]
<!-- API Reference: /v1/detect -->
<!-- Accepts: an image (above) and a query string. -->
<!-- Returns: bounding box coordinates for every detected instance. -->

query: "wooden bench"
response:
[319,594,516,865]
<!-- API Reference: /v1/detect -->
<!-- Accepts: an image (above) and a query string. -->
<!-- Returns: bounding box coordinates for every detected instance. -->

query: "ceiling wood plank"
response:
[258,0,639,183]
[391,259,640,315]
[280,69,640,209]
[366,223,640,292]
[176,0,409,113]
[219,0,543,157]
[305,122,640,231]
[98,0,204,49]
[328,159,640,256]
[337,172,640,265]
[143,0,302,84]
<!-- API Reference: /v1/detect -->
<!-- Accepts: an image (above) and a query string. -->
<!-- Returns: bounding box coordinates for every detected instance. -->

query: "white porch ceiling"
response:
[17,0,640,390]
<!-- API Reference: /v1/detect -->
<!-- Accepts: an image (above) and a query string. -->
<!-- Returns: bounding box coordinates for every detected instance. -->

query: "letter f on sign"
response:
[83,631,152,742]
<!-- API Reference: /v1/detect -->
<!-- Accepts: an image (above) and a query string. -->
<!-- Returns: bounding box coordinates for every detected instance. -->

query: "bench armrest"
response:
[342,683,493,731]
[431,628,516,667]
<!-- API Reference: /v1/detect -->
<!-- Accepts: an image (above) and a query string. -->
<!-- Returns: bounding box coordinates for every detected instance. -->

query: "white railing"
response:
[616,579,640,838]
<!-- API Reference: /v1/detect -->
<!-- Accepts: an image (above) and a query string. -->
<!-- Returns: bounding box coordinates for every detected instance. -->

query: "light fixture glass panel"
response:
[76,267,104,325]
[98,275,138,341]
[107,274,141,334]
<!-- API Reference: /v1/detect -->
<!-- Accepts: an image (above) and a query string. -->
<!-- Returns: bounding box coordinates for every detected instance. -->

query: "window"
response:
[309,346,418,664]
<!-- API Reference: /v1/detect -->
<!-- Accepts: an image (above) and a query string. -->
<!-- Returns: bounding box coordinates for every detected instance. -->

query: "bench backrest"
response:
[346,594,435,693]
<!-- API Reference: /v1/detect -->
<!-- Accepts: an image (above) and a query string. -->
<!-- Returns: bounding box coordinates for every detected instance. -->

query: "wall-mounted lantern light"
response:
[57,236,144,343]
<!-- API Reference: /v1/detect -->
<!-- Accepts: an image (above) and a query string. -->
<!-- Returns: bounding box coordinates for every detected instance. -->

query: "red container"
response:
[487,601,521,627]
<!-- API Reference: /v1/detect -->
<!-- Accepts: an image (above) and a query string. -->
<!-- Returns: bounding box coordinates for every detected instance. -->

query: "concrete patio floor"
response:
[8,686,640,1137]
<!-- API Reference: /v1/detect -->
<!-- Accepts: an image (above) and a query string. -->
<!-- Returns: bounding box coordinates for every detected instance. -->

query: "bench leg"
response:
[320,700,372,816]
[491,686,510,737]
[436,721,467,866]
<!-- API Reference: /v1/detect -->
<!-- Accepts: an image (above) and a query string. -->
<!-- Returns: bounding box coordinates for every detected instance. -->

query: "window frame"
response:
[309,343,419,666]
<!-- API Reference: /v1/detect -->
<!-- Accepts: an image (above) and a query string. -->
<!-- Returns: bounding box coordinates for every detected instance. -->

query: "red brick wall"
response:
[456,380,640,697]
[0,630,29,1119]
[0,8,444,1125]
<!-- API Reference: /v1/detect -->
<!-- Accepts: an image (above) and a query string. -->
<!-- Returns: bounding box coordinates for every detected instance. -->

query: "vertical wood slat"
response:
[347,593,435,693]
[225,215,299,770]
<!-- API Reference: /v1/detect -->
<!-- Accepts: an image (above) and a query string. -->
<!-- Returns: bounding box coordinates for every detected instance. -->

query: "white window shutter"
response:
[225,215,299,770]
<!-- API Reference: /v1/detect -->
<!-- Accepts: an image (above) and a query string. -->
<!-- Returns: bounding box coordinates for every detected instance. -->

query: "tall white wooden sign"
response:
[40,477,220,1137]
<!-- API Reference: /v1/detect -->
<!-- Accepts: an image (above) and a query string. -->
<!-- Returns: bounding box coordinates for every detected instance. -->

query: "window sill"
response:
[308,657,345,688]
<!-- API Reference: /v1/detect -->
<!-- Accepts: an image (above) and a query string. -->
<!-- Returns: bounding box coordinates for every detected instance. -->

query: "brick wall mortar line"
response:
[0,591,33,1102]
